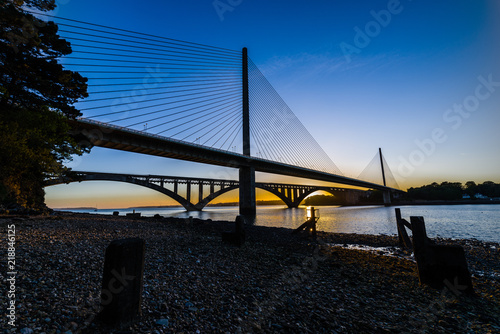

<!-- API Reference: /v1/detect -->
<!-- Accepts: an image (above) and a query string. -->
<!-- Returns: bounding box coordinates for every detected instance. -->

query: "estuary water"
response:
[61,204,500,243]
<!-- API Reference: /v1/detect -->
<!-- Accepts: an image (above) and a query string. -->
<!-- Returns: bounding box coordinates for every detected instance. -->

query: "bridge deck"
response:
[71,119,401,193]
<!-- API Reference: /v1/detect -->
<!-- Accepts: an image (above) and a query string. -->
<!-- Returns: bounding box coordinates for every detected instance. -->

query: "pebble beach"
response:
[1,213,499,333]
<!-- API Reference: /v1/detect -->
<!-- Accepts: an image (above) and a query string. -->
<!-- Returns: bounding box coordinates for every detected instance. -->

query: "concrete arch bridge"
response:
[46,171,371,211]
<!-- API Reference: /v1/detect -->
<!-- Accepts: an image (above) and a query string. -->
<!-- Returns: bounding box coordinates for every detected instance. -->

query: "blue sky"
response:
[44,0,500,208]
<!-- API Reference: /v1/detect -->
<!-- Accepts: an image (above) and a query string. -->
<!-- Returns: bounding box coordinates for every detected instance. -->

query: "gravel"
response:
[0,212,498,333]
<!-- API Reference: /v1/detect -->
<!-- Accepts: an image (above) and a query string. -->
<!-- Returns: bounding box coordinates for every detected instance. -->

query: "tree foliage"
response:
[464,181,500,198]
[407,182,463,200]
[0,0,88,211]
[407,181,500,201]
[303,194,341,206]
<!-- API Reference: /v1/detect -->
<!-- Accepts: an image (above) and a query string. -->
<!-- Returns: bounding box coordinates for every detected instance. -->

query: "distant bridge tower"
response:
[239,47,256,218]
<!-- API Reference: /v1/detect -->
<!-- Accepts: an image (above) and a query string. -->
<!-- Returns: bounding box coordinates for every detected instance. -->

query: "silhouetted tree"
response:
[464,181,477,197]
[359,189,383,203]
[477,181,500,198]
[303,194,341,206]
[406,181,500,201]
[0,0,88,211]
[407,182,463,200]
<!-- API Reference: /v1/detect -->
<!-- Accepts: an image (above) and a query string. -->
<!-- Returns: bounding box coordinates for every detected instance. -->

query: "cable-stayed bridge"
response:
[40,13,402,216]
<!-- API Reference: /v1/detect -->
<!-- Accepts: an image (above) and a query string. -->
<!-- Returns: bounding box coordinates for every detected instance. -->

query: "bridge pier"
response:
[199,183,203,203]
[239,166,256,219]
[383,191,391,206]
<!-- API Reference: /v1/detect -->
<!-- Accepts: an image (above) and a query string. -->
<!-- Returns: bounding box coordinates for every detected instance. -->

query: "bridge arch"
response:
[255,185,294,207]
[195,184,343,209]
[46,174,199,211]
[194,185,239,210]
[46,173,365,211]
[194,184,296,210]
[46,176,304,211]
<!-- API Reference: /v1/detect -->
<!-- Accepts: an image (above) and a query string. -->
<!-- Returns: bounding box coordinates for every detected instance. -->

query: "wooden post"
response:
[410,216,431,284]
[410,216,473,294]
[395,208,403,245]
[395,208,412,249]
[293,207,317,237]
[98,238,145,328]
[222,215,246,246]
[310,207,317,238]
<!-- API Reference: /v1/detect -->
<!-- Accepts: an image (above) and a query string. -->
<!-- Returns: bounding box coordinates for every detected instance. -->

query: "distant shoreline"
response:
[53,199,500,211]
[52,200,500,211]
[392,199,500,206]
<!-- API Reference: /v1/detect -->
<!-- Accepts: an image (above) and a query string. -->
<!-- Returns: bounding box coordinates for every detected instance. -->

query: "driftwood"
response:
[395,208,412,249]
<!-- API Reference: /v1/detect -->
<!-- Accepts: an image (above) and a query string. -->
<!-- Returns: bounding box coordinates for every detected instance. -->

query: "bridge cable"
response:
[87,79,241,95]
[247,58,343,174]
[28,11,240,54]
[82,88,241,113]
[248,62,320,169]
[79,82,242,103]
[250,58,337,172]
[128,97,241,130]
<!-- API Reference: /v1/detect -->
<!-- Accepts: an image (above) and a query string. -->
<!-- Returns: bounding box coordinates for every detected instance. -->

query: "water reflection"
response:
[64,204,500,242]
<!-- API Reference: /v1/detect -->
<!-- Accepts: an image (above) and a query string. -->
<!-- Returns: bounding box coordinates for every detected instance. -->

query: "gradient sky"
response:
[44,0,500,209]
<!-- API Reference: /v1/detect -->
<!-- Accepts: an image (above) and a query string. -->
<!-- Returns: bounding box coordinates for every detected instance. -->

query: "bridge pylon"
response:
[239,47,256,219]
[379,148,391,206]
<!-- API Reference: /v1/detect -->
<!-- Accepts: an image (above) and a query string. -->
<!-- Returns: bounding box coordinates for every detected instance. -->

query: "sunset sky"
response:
[44,0,500,209]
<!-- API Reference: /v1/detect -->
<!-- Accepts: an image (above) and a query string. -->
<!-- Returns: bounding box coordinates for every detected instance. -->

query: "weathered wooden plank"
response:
[98,238,145,328]
[410,216,473,294]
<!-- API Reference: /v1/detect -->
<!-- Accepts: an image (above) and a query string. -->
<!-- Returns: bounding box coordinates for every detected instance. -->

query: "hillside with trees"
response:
[406,181,500,201]
[303,194,342,206]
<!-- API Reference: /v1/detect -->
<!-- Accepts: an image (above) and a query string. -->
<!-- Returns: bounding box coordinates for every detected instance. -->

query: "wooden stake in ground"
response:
[410,216,473,294]
[98,238,145,328]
